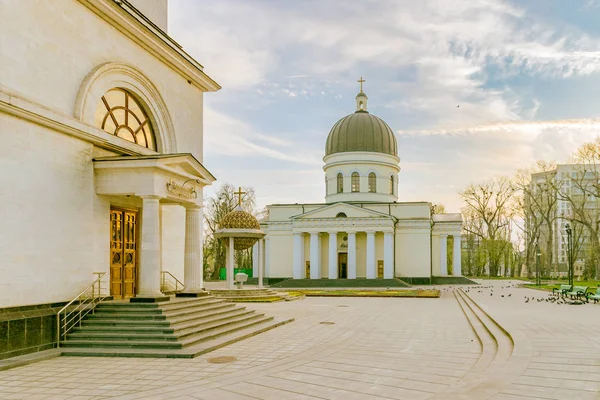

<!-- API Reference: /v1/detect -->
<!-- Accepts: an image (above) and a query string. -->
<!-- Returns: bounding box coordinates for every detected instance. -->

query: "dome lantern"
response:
[324,79,397,157]
[356,76,368,112]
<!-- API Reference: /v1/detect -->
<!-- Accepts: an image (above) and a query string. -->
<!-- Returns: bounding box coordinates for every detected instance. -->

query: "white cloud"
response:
[169,0,600,213]
[396,119,600,211]
[203,106,322,166]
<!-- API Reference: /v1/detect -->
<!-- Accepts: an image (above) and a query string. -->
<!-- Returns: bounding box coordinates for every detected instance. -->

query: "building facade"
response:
[256,90,463,282]
[530,164,600,278]
[1,0,218,358]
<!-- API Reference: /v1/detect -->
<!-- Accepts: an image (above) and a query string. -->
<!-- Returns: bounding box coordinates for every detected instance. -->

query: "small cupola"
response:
[355,76,368,112]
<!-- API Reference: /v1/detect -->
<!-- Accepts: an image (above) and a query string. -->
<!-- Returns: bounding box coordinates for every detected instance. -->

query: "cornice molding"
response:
[78,0,220,92]
[1,87,154,156]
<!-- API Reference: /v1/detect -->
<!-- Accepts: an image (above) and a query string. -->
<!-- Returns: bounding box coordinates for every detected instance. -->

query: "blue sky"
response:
[169,0,600,212]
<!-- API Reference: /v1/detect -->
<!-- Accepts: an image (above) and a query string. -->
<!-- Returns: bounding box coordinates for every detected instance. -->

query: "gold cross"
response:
[357,76,366,92]
[234,187,246,207]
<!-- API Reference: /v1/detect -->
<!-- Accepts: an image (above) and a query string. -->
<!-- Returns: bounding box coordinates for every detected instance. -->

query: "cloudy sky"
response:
[169,0,600,212]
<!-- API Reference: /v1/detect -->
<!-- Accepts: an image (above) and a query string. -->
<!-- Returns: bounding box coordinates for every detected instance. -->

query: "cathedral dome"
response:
[325,91,398,157]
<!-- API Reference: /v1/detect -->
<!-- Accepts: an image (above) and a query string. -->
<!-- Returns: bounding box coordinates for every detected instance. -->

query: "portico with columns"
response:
[259,80,463,282]
[432,214,463,277]
[94,153,216,301]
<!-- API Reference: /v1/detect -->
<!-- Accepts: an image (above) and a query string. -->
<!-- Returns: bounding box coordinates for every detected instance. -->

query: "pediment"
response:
[292,203,393,220]
[94,153,216,184]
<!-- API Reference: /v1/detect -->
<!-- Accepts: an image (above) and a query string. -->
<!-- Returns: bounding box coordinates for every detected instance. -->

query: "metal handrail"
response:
[161,271,185,293]
[56,272,108,346]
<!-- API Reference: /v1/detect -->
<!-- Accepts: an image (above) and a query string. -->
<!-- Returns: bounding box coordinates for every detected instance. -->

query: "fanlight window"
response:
[368,172,376,193]
[351,172,360,192]
[390,175,395,195]
[94,88,156,150]
[336,212,347,218]
[337,173,344,193]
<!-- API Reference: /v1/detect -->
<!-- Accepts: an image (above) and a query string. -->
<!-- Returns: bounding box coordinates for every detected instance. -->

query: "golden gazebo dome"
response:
[219,207,261,250]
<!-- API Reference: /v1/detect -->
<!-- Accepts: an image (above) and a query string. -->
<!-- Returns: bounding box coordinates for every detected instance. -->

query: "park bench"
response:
[565,286,589,302]
[586,288,600,304]
[552,284,572,297]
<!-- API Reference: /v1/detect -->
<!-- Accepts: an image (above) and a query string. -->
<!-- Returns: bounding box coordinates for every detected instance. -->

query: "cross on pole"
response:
[234,187,246,207]
[357,76,366,92]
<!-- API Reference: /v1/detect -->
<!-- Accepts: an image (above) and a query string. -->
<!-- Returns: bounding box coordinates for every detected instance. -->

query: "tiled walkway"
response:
[0,280,598,399]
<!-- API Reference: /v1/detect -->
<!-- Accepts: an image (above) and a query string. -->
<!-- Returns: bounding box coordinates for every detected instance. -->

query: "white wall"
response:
[1,0,205,159]
[0,115,98,307]
[324,152,400,203]
[266,232,294,277]
[160,204,185,282]
[129,0,168,32]
[396,229,431,277]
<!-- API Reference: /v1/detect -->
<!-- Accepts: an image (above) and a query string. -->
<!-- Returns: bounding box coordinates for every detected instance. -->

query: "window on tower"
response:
[368,172,376,193]
[351,172,360,192]
[337,173,344,193]
[390,175,394,195]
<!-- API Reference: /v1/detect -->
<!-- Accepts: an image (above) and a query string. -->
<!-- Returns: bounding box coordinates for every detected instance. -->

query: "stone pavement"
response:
[0,280,598,400]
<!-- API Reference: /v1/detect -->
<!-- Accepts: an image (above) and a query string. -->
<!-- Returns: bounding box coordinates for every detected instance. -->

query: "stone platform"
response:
[1,280,598,399]
[270,277,411,288]
[209,288,304,302]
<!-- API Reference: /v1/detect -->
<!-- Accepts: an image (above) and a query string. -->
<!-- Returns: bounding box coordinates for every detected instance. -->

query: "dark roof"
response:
[325,112,398,156]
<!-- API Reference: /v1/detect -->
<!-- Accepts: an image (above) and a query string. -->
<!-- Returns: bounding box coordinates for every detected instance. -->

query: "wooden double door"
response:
[110,209,138,299]
[338,253,348,279]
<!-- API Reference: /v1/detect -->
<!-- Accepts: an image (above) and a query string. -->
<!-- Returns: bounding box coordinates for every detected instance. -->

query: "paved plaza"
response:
[0,280,598,400]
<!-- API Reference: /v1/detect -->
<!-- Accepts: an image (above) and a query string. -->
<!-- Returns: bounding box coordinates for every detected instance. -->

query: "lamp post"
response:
[565,223,573,286]
[535,243,541,286]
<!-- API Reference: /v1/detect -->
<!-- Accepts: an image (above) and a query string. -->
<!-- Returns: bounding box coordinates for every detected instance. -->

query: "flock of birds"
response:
[436,284,589,305]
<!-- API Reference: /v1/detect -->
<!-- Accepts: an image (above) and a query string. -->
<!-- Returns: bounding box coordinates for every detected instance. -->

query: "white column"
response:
[252,242,258,278]
[265,238,270,277]
[258,239,264,288]
[453,234,462,276]
[137,196,163,297]
[347,231,357,279]
[366,231,376,279]
[228,237,235,289]
[328,232,338,279]
[309,232,321,279]
[182,206,203,292]
[439,234,448,276]
[293,232,304,279]
[384,231,394,279]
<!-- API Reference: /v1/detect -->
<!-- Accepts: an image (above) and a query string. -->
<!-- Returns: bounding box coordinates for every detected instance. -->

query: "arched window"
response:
[336,212,347,218]
[94,88,156,150]
[351,172,360,192]
[337,173,344,193]
[368,172,376,193]
[390,175,395,195]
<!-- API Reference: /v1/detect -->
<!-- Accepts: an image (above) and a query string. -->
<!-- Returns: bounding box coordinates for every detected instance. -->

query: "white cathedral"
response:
[257,86,463,283]
[1,0,462,361]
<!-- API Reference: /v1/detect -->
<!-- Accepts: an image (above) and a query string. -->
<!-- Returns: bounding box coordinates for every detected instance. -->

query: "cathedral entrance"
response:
[110,208,138,299]
[338,253,348,279]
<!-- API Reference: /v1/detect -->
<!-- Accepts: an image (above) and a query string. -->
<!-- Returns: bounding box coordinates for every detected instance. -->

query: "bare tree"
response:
[514,161,561,277]
[460,177,515,277]
[559,138,600,279]
[431,204,446,214]
[203,184,257,280]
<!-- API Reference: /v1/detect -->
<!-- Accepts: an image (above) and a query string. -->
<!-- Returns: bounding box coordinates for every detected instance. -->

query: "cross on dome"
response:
[357,76,366,93]
[355,77,368,112]
[234,186,246,207]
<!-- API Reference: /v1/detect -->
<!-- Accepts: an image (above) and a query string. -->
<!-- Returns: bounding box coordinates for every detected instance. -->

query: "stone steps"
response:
[60,317,292,359]
[60,295,293,358]
[63,315,273,349]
